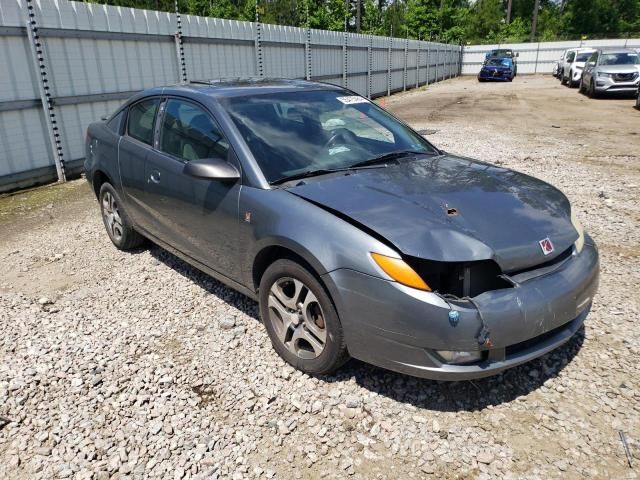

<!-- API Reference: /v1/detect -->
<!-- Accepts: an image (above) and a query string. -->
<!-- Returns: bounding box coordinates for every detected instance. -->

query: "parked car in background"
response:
[485,49,518,75]
[478,57,515,82]
[553,52,564,79]
[558,49,576,81]
[580,48,640,98]
[636,83,640,109]
[84,78,598,381]
[561,48,595,87]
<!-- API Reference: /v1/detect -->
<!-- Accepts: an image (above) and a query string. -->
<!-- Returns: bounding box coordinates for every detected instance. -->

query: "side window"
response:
[106,110,124,134]
[160,99,230,161]
[127,98,159,145]
[567,51,576,62]
[589,52,598,64]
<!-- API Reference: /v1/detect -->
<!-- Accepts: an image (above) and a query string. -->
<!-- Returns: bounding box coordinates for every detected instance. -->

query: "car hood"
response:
[287,155,578,272]
[598,65,640,73]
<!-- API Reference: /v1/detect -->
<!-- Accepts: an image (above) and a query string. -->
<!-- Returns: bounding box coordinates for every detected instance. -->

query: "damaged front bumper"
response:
[324,236,599,381]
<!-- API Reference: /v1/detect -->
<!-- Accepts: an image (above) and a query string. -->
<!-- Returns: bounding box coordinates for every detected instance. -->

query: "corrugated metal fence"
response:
[462,38,640,75]
[0,0,461,193]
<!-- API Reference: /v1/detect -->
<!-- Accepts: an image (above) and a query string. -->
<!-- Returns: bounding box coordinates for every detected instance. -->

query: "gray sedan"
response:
[84,79,599,380]
[580,48,640,97]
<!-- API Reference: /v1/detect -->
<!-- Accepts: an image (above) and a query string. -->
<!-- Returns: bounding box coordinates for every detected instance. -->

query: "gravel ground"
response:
[1,75,639,480]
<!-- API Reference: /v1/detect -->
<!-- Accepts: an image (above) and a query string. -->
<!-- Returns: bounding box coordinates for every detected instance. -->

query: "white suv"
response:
[561,48,595,87]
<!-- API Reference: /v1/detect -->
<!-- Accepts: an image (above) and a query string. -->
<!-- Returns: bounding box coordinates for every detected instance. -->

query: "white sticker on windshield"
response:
[329,146,350,155]
[336,96,369,105]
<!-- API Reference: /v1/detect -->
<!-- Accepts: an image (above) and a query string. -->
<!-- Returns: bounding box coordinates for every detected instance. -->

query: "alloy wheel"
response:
[267,277,327,360]
[102,191,123,242]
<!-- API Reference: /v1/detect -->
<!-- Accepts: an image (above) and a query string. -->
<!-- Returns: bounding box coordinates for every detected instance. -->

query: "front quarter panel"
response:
[238,186,398,290]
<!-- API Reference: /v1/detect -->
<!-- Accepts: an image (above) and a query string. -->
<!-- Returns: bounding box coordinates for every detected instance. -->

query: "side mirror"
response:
[515,52,519,57]
[183,157,240,181]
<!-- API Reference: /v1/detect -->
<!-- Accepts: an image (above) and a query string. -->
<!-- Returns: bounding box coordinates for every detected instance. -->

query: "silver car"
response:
[580,48,640,97]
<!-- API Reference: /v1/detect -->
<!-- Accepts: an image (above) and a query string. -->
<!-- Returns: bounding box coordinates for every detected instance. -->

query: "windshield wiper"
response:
[270,164,386,186]
[348,150,433,168]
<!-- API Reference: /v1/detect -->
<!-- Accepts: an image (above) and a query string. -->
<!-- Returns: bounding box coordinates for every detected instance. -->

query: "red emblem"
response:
[539,237,554,256]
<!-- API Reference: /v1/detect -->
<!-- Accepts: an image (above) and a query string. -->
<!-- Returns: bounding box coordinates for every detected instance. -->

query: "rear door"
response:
[143,97,242,277]
[118,97,160,231]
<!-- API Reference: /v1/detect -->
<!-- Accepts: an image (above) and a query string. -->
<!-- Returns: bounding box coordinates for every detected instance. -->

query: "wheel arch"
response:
[92,170,113,198]
[252,242,326,294]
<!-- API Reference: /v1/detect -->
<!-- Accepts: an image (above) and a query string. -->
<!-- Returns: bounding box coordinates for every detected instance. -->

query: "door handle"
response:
[148,170,161,184]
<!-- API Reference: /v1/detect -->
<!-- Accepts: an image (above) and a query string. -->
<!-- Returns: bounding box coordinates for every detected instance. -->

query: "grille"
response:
[613,72,638,82]
[505,321,571,357]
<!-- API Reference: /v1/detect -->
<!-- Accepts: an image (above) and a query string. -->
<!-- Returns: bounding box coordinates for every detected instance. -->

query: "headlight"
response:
[437,350,483,365]
[370,253,431,291]
[597,72,612,78]
[571,210,585,253]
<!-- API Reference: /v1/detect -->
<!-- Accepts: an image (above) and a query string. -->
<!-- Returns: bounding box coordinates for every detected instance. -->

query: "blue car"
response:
[478,57,515,82]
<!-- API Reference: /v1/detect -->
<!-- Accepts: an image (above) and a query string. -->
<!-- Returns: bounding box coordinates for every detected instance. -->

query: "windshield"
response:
[600,52,640,65]
[488,49,512,57]
[575,52,593,62]
[222,89,438,183]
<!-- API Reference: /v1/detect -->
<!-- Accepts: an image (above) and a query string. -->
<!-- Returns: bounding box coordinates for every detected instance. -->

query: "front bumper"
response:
[595,75,640,93]
[478,69,512,81]
[325,237,599,381]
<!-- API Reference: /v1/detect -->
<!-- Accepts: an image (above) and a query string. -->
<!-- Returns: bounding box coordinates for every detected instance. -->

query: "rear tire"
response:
[636,92,640,109]
[99,183,145,250]
[259,259,349,376]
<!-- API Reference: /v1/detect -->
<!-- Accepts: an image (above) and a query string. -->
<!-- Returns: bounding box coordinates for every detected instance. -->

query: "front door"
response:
[118,97,160,231]
[143,97,242,278]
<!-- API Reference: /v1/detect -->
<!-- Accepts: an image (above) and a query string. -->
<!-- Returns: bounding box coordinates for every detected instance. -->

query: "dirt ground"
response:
[1,75,639,480]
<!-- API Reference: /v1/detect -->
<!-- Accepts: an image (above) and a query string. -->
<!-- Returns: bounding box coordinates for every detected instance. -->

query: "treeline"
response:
[76,0,640,43]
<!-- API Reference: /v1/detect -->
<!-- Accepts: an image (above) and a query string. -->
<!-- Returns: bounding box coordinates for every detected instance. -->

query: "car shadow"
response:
[145,241,586,411]
[147,243,260,321]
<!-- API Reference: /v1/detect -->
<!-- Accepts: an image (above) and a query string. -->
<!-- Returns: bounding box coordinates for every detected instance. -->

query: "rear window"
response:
[127,98,159,145]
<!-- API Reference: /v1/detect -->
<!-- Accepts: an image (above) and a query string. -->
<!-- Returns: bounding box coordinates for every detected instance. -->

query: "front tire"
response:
[259,259,349,376]
[99,183,144,250]
[588,79,598,98]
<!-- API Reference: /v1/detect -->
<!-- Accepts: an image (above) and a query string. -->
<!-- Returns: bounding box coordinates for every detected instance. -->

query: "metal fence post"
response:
[426,43,430,86]
[305,27,311,80]
[25,1,66,183]
[416,40,420,88]
[174,0,187,83]
[255,22,264,77]
[534,42,540,74]
[403,37,408,91]
[435,47,438,82]
[367,35,372,99]
[342,31,348,88]
[387,36,392,96]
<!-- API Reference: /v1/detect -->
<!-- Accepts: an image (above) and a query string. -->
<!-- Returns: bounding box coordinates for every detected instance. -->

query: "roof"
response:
[162,78,345,98]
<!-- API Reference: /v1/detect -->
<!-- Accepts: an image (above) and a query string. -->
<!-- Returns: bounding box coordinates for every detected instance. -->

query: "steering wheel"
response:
[322,128,360,151]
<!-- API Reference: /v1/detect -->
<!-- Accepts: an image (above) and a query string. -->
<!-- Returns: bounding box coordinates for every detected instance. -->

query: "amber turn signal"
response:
[370,253,431,291]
